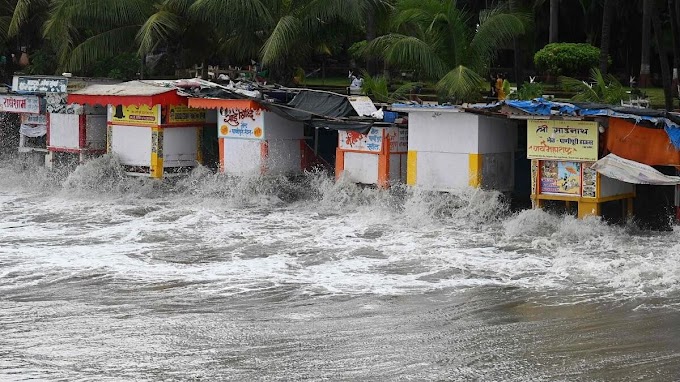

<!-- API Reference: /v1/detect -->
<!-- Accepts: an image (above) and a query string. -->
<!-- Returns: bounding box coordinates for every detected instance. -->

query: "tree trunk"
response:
[668,0,680,95]
[366,5,377,76]
[598,0,613,75]
[651,5,673,111]
[549,0,559,43]
[510,0,523,87]
[640,0,653,87]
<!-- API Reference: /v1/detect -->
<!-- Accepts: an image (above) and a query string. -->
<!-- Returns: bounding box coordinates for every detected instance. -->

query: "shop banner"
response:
[111,105,160,125]
[540,161,582,195]
[12,76,68,94]
[591,153,680,185]
[528,120,598,161]
[0,94,40,113]
[218,108,264,139]
[168,105,206,124]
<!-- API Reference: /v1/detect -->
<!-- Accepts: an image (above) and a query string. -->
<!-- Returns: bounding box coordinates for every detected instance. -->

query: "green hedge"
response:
[534,43,603,77]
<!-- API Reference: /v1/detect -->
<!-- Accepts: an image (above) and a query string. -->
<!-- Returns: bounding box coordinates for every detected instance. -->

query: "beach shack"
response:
[477,99,680,220]
[526,118,634,218]
[5,75,70,154]
[68,81,206,178]
[187,97,307,176]
[335,96,407,187]
[391,104,518,192]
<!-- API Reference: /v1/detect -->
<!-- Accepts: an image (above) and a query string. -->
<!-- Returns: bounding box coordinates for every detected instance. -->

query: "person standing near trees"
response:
[495,73,506,100]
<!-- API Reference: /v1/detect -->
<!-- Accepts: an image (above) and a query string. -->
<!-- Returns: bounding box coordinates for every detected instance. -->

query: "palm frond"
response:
[136,9,183,55]
[471,10,527,70]
[190,0,273,34]
[8,0,48,37]
[65,25,140,71]
[260,15,304,66]
[365,33,448,79]
[436,65,485,102]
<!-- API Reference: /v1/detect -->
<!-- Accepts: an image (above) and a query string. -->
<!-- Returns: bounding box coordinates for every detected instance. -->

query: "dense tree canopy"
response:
[0,0,677,106]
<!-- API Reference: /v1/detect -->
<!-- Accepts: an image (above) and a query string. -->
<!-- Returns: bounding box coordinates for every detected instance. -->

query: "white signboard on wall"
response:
[0,94,40,113]
[218,108,265,139]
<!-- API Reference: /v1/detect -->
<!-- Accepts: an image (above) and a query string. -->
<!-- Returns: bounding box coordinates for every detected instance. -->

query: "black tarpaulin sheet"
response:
[266,90,374,133]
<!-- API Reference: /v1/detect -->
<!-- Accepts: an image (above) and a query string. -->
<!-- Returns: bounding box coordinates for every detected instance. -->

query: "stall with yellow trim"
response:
[392,104,518,192]
[527,119,635,218]
[68,81,206,178]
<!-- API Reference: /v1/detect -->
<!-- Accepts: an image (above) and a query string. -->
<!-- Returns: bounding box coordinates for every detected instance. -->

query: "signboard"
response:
[348,96,378,117]
[168,105,206,124]
[218,108,264,139]
[21,113,47,125]
[12,76,68,94]
[339,127,383,152]
[540,161,581,195]
[0,94,41,113]
[527,120,598,161]
[387,127,408,152]
[110,105,160,126]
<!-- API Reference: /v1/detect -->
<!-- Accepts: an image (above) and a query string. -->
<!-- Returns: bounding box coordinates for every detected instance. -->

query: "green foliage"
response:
[510,81,545,100]
[84,52,141,80]
[534,43,604,77]
[23,48,58,75]
[560,67,626,105]
[364,0,527,103]
[360,70,419,103]
[348,40,367,60]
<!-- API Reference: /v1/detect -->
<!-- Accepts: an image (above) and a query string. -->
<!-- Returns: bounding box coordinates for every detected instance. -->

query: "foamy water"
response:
[1,155,679,380]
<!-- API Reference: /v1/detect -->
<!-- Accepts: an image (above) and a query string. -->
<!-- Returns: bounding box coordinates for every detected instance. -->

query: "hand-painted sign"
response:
[540,160,582,195]
[339,127,383,152]
[218,108,264,139]
[527,120,598,161]
[0,94,41,113]
[21,113,47,125]
[168,105,206,124]
[110,105,160,126]
[12,76,68,94]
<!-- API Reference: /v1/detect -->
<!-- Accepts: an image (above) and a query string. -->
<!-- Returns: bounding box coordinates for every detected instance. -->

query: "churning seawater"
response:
[1,154,679,381]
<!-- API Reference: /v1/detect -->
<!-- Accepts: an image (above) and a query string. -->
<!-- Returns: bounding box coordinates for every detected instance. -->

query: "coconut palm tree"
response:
[363,0,526,102]
[640,0,652,87]
[9,0,155,72]
[258,0,393,69]
[598,0,612,74]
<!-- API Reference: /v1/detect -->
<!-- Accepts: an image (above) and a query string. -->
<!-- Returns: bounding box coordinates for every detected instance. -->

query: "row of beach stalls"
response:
[5,76,680,225]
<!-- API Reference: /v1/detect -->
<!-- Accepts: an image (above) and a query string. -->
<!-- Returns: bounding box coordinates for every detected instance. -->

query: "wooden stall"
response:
[527,119,635,218]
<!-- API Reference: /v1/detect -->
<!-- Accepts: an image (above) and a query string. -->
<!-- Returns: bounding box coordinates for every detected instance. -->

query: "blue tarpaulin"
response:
[467,98,680,150]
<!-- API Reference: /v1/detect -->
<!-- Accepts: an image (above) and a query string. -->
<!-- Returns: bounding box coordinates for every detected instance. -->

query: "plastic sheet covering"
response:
[605,118,680,166]
[591,153,680,185]
[19,123,47,137]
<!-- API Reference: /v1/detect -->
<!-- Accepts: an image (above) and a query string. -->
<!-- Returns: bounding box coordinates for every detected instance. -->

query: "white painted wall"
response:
[415,152,470,191]
[163,127,198,167]
[111,125,151,166]
[223,139,262,176]
[49,114,80,149]
[85,115,107,149]
[408,112,479,153]
[343,152,378,184]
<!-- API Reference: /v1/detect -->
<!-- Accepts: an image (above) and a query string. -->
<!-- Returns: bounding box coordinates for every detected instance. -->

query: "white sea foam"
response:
[1,157,679,304]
